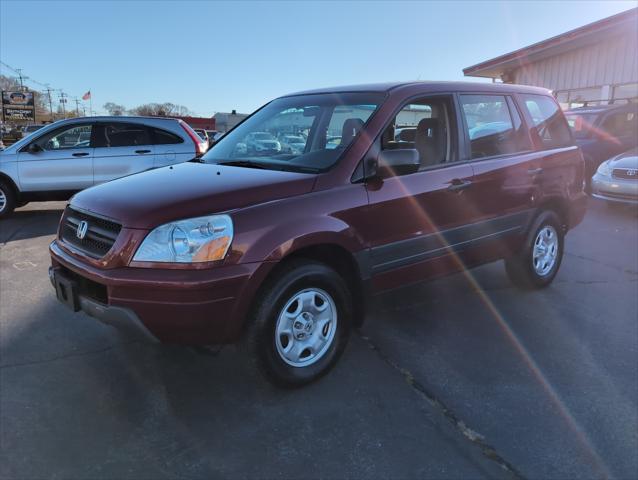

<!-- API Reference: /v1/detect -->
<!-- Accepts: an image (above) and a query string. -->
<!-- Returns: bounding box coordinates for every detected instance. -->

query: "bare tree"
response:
[103,102,126,116]
[129,102,192,117]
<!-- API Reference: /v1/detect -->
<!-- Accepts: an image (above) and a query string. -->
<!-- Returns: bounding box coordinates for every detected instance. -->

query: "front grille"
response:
[60,207,121,259]
[612,168,638,180]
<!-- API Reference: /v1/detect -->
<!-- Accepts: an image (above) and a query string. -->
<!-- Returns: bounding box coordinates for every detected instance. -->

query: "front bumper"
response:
[49,240,268,345]
[49,266,158,342]
[591,173,638,205]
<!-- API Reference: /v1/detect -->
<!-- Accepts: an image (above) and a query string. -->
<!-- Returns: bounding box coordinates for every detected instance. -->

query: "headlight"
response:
[133,215,233,263]
[597,161,612,177]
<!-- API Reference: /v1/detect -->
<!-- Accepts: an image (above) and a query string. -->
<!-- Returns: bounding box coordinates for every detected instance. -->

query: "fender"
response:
[225,211,369,340]
[0,158,21,192]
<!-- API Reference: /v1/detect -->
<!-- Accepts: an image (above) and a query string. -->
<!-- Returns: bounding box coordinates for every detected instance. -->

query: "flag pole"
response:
[89,90,93,116]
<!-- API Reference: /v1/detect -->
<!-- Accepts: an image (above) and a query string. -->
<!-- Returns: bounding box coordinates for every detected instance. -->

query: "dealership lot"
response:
[0,199,636,479]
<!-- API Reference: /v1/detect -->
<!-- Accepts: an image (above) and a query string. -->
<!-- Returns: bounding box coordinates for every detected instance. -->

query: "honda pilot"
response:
[49,82,586,386]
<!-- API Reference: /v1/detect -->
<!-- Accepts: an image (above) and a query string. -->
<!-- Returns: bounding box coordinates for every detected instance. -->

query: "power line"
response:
[0,60,86,115]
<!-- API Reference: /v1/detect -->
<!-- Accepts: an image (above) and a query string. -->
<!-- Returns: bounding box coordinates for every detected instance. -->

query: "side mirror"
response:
[374,149,420,178]
[27,143,42,153]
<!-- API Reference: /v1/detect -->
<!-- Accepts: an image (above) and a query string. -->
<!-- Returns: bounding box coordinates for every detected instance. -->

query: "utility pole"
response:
[14,69,29,91]
[58,91,67,118]
[73,98,80,116]
[44,84,54,121]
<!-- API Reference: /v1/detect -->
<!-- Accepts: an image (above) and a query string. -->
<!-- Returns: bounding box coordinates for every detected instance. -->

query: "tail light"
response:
[179,120,208,157]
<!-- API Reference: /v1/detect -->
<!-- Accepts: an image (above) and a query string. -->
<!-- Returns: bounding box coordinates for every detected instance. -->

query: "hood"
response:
[608,148,638,169]
[71,162,316,229]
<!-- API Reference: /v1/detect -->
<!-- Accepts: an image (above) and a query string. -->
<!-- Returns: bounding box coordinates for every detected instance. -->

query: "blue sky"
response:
[0,0,634,116]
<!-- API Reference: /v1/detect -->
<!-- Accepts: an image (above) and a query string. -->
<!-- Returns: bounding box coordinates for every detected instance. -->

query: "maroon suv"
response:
[49,82,586,386]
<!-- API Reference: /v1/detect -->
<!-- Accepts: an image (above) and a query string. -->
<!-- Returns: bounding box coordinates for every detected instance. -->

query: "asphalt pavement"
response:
[0,198,636,479]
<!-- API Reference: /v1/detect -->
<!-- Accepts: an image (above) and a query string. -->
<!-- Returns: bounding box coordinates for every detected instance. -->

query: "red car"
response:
[49,82,586,386]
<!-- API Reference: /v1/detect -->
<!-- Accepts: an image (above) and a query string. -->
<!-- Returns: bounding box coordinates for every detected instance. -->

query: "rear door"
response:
[517,93,582,207]
[92,122,155,185]
[150,125,195,167]
[17,123,94,192]
[457,93,541,261]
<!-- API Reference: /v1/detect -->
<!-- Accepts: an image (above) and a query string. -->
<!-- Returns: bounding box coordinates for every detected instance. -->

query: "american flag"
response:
[82,91,91,101]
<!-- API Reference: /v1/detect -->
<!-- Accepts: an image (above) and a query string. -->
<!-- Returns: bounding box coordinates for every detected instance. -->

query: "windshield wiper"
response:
[217,160,319,174]
[217,160,269,170]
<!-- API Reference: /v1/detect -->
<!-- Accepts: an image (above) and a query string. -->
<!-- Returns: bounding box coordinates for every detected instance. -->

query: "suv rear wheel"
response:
[245,260,352,387]
[0,179,16,218]
[505,211,564,289]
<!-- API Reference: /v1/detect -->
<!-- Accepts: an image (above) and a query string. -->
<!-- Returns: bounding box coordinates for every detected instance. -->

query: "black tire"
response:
[243,260,352,387]
[505,211,564,289]
[0,179,17,219]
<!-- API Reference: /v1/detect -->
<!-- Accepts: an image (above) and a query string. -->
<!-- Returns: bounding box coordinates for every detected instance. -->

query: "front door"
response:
[362,95,480,292]
[17,123,94,192]
[92,122,155,185]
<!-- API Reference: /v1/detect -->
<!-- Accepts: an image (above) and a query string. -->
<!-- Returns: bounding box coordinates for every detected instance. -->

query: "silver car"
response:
[0,116,208,217]
[591,148,638,205]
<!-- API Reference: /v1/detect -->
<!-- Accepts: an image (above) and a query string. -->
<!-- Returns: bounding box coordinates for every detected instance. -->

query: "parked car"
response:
[591,148,638,205]
[204,130,223,148]
[564,103,638,186]
[193,128,209,143]
[0,116,208,217]
[245,131,281,154]
[48,82,586,387]
[279,134,306,154]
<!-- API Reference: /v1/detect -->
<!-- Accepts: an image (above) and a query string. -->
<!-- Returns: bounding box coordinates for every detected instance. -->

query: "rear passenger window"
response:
[102,123,150,147]
[520,94,572,149]
[151,128,184,145]
[460,95,529,159]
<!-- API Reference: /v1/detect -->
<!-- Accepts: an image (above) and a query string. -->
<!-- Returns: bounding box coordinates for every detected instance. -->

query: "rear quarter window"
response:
[151,127,184,145]
[520,94,572,150]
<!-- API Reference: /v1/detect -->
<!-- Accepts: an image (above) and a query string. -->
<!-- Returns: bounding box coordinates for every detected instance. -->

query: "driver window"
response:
[40,125,92,151]
[381,96,454,169]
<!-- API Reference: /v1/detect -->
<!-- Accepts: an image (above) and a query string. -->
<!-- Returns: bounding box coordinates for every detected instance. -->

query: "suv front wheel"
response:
[505,211,564,289]
[245,260,352,387]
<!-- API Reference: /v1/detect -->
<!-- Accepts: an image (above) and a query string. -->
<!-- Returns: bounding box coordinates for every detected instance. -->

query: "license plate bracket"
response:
[54,270,80,312]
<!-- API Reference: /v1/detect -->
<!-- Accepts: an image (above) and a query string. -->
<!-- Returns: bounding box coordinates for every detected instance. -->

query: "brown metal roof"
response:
[464,8,638,79]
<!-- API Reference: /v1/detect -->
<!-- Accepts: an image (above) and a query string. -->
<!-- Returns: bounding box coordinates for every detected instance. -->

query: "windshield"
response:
[202,92,384,173]
[565,113,598,139]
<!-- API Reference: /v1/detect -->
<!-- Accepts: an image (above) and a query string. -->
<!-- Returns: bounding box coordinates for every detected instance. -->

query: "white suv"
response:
[0,116,208,217]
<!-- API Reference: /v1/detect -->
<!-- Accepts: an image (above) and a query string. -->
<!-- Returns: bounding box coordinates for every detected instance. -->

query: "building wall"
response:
[214,112,249,132]
[512,30,637,106]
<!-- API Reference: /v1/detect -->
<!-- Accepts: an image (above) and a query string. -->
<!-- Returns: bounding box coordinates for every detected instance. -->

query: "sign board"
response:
[2,91,36,122]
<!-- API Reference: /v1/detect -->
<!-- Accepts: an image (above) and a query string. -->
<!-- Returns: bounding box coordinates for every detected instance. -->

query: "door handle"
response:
[527,167,543,175]
[447,179,472,193]
[135,149,151,154]
[72,152,89,157]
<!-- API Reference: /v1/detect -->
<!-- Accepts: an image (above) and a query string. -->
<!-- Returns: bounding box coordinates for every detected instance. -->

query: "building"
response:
[214,110,249,133]
[173,116,215,131]
[463,8,638,109]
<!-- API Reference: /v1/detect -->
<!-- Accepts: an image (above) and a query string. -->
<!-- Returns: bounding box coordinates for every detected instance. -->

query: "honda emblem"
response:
[76,220,88,240]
